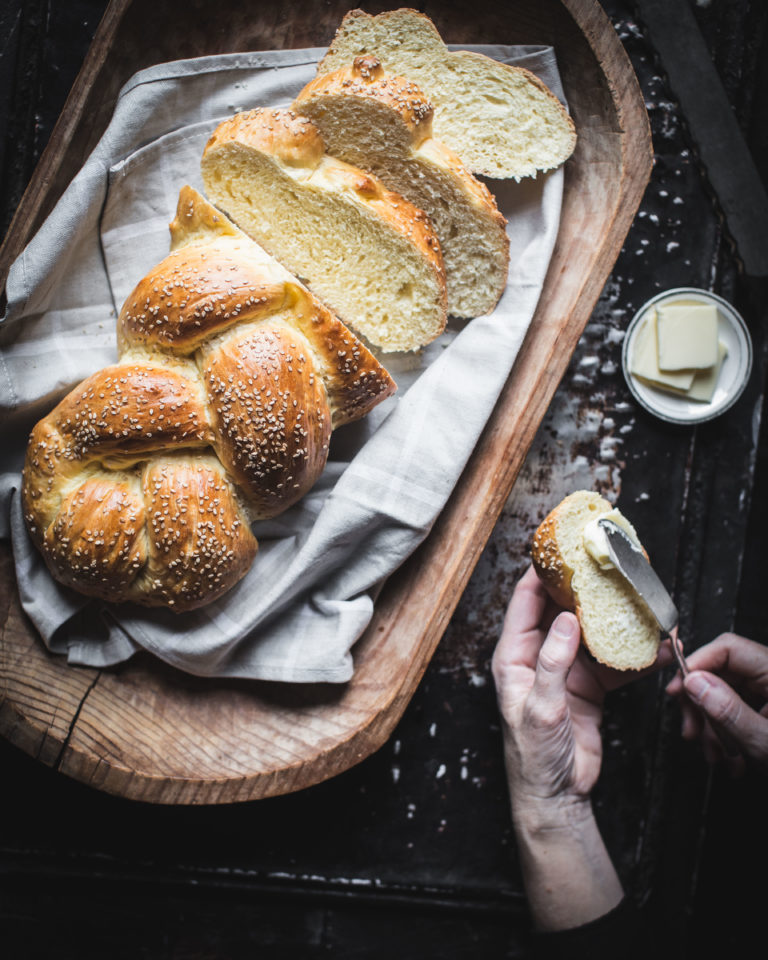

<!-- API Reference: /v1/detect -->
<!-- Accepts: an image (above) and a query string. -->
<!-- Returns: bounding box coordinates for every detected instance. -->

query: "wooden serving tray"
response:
[0,0,652,803]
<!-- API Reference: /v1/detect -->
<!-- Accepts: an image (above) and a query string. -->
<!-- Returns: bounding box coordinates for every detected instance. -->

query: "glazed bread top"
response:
[318,7,577,180]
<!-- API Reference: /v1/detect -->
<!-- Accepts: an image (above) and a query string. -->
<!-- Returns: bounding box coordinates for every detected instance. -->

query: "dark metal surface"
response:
[636,0,768,276]
[1,1,767,957]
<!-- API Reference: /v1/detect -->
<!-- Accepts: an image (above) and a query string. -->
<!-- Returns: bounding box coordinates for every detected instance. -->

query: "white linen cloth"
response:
[0,45,566,682]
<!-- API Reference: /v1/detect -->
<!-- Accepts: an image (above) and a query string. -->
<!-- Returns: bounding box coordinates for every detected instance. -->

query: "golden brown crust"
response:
[204,108,326,169]
[530,509,576,613]
[35,457,258,610]
[170,183,241,248]
[21,362,214,541]
[137,456,258,609]
[298,55,435,140]
[278,283,397,428]
[21,187,395,612]
[200,322,332,515]
[42,476,148,595]
[118,245,289,353]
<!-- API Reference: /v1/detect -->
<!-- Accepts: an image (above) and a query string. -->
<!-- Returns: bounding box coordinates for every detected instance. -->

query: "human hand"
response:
[491,564,673,930]
[491,564,668,824]
[666,632,768,774]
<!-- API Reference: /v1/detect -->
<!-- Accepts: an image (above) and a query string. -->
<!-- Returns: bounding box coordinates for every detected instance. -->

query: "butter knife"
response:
[598,518,740,757]
[597,518,687,672]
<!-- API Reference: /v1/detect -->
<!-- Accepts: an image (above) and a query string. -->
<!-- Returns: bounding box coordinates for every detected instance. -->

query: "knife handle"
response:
[669,628,741,760]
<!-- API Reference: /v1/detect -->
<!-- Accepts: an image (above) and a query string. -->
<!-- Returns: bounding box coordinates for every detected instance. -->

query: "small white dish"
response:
[622,287,753,425]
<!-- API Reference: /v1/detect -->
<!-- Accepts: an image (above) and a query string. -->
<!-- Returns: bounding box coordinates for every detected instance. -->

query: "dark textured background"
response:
[1,1,766,956]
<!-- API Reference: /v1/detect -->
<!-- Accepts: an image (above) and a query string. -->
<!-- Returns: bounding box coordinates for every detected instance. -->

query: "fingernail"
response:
[684,673,710,702]
[552,613,577,640]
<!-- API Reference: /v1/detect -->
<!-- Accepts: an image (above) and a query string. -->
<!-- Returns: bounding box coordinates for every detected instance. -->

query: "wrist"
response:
[514,799,624,931]
[510,789,594,837]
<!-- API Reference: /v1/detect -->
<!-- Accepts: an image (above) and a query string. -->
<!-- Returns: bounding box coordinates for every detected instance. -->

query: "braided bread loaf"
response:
[21,187,396,611]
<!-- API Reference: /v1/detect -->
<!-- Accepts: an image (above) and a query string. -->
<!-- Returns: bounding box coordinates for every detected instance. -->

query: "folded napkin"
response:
[0,45,565,682]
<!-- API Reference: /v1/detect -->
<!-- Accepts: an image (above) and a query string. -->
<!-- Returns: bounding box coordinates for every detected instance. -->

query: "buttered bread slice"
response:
[318,7,576,181]
[201,107,447,353]
[532,490,660,671]
[295,56,510,318]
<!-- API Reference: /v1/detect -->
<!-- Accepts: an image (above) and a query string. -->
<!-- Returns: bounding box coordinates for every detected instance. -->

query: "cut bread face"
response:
[532,490,660,671]
[295,56,510,318]
[201,108,447,353]
[318,8,577,180]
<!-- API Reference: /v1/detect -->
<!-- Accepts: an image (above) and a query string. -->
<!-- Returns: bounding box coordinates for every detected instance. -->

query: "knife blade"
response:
[599,518,740,757]
[598,518,678,635]
[598,518,688,675]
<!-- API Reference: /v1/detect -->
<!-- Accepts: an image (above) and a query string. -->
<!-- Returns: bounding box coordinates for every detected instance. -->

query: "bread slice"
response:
[531,490,660,670]
[294,55,510,318]
[201,107,447,353]
[318,8,577,180]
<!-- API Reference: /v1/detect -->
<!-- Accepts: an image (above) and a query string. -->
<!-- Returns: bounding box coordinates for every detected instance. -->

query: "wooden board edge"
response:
[0,0,132,289]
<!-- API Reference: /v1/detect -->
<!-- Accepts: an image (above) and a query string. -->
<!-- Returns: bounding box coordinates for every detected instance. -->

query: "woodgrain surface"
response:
[0,0,652,803]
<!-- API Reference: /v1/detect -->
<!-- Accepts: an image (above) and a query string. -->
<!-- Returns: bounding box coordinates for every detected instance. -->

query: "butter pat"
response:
[582,508,641,570]
[687,339,728,402]
[630,311,695,390]
[656,302,719,370]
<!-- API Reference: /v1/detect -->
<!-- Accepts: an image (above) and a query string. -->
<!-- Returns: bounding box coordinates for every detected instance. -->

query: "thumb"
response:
[684,671,767,759]
[532,612,580,702]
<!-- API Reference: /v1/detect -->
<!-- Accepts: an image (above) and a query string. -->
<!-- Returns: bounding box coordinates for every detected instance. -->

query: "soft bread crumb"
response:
[201,108,447,353]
